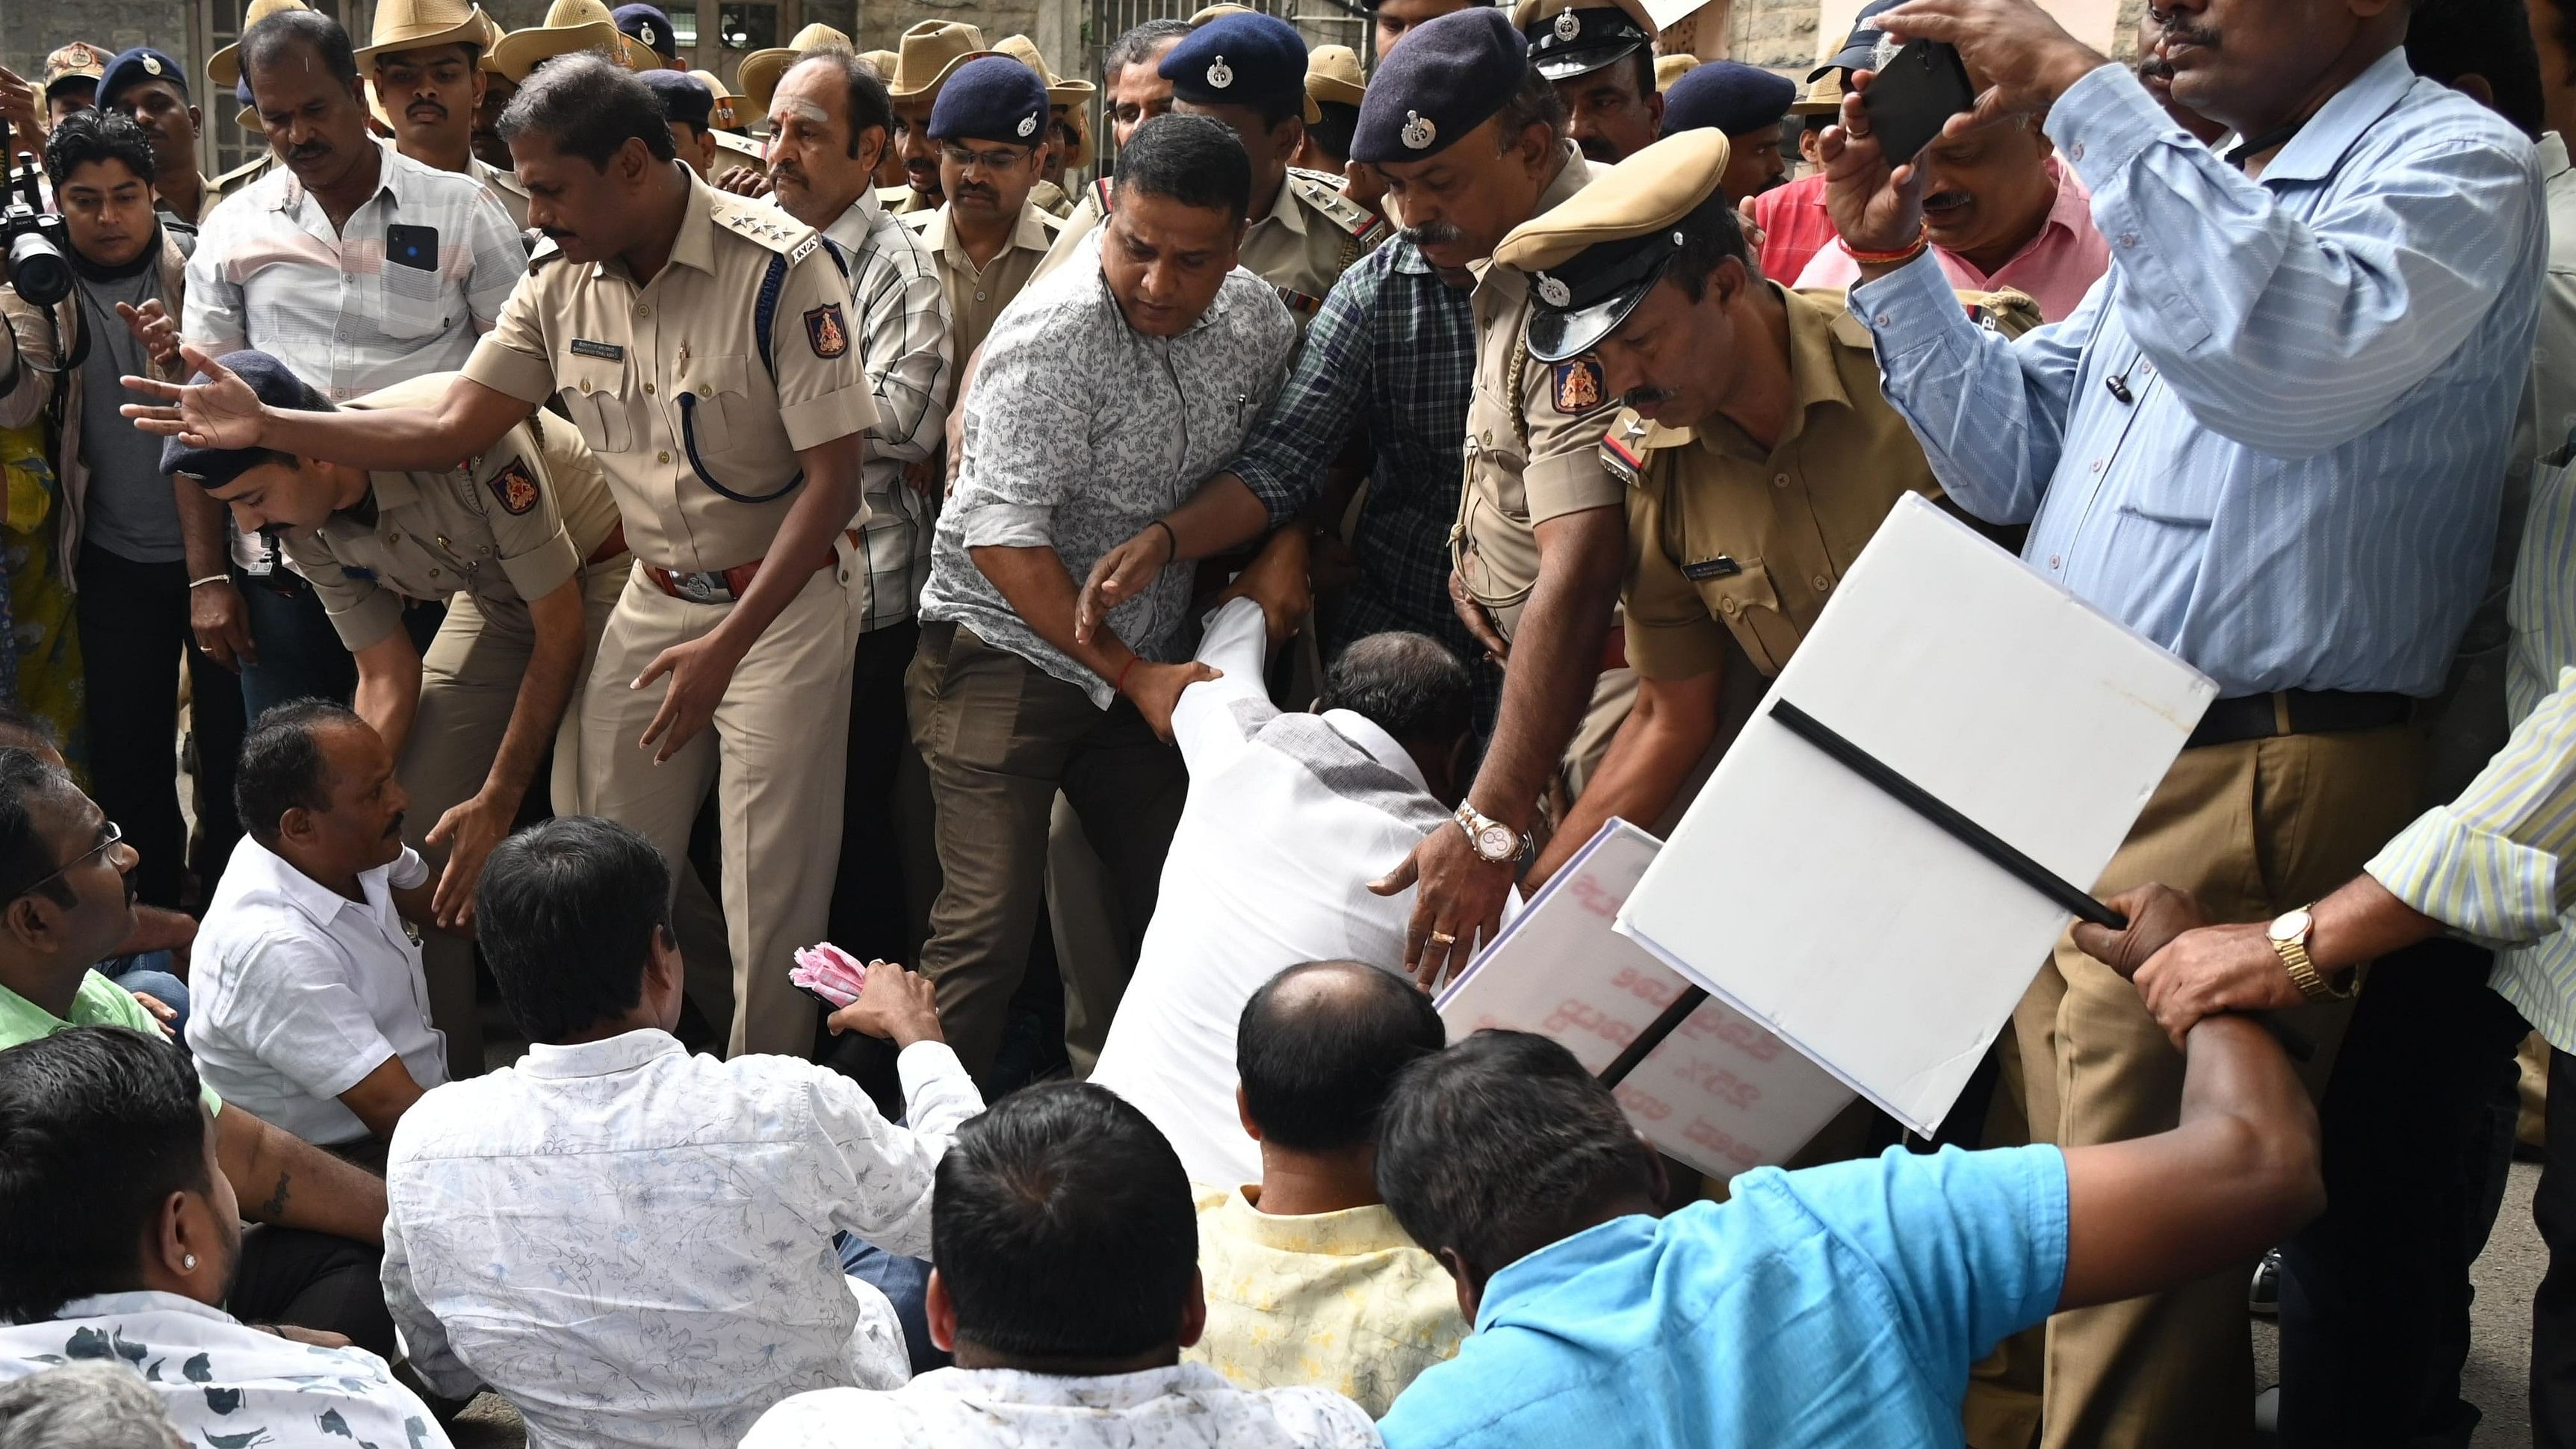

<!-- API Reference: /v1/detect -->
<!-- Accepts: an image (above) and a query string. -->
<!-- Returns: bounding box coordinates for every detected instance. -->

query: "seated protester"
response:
[742,1082,1383,1449]
[0,1359,188,1448]
[188,703,448,1158]
[1372,1020,2327,1449]
[1189,961,1465,1415]
[383,816,981,1449]
[0,751,397,1356]
[0,1026,450,1447]
[1090,530,1485,1188]
[0,706,196,1036]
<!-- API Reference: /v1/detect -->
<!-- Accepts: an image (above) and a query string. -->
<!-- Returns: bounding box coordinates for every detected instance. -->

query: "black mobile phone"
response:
[1860,39,1977,167]
[386,222,440,272]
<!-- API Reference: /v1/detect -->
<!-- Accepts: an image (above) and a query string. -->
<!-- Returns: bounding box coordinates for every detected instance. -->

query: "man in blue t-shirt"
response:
[1373,1008,2321,1449]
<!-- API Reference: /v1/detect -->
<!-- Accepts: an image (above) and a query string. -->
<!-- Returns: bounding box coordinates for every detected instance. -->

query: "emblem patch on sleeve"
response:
[805,302,850,359]
[487,458,542,516]
[1552,359,1606,415]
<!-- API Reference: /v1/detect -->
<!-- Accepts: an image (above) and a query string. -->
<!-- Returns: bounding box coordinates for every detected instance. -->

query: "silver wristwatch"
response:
[1454,801,1532,866]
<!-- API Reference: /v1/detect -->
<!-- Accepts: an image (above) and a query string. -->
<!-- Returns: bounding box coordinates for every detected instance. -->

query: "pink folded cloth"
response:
[790,943,871,1008]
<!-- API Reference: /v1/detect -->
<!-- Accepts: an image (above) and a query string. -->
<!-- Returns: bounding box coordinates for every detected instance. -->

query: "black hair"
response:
[1308,99,1358,166]
[499,52,678,167]
[1496,58,1569,152]
[241,9,362,90]
[788,49,895,161]
[0,750,78,910]
[1668,190,1753,302]
[2406,0,2547,139]
[1105,19,1192,81]
[932,1082,1197,1362]
[1112,112,1254,222]
[40,108,156,192]
[474,816,672,1044]
[232,698,360,848]
[1375,1030,1659,1276]
[1238,961,1446,1153]
[1320,631,1472,748]
[0,1026,213,1324]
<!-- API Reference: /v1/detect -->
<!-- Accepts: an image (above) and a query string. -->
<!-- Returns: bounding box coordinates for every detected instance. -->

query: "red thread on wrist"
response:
[1847,231,1931,267]
[1115,656,1141,695]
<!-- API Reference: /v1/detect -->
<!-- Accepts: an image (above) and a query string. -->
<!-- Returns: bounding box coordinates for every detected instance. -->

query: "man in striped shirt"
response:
[763,48,954,973]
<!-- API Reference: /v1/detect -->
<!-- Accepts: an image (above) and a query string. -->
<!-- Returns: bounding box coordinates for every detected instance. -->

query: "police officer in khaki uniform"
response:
[128,54,879,1061]
[1493,129,2040,886]
[879,21,984,217]
[1036,13,1384,331]
[899,58,1066,370]
[361,0,536,228]
[1512,0,1662,165]
[993,36,1089,218]
[162,354,633,1074]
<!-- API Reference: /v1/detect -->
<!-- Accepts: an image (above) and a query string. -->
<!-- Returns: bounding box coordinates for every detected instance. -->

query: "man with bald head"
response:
[1090,526,1483,1191]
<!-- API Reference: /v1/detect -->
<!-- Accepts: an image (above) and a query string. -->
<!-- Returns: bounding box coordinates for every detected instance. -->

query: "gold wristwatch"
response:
[2267,907,2353,1002]
[1453,801,1533,866]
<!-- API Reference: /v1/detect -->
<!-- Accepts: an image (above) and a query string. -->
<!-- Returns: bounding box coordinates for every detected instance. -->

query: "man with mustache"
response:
[1794,51,2107,321]
[93,48,226,226]
[1514,0,1662,165]
[362,0,533,227]
[189,701,451,1160]
[1502,131,2035,891]
[1819,0,2545,1445]
[899,58,1065,372]
[185,7,524,733]
[880,21,983,217]
[761,49,954,983]
[2136,5,2226,144]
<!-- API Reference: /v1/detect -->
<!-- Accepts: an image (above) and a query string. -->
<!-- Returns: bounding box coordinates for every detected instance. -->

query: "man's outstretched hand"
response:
[1372,821,1511,990]
[121,344,267,447]
[1218,526,1312,646]
[829,960,945,1049]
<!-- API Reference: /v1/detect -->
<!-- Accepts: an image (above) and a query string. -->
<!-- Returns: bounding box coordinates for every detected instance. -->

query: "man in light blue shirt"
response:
[1814,1,2545,1439]
[1371,1013,2323,1449]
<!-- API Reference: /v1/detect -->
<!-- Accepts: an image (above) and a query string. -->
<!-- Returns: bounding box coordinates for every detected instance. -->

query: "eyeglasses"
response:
[7,820,122,903]
[942,143,1030,173]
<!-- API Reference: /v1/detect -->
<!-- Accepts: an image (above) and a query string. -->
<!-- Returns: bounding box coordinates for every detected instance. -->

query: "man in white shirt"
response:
[1089,530,1480,1188]
[383,815,983,1449]
[0,1026,451,1448]
[742,1081,1382,1449]
[189,701,449,1154]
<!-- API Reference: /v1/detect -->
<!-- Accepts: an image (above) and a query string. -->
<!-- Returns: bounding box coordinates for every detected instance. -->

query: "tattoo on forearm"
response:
[258,1170,291,1222]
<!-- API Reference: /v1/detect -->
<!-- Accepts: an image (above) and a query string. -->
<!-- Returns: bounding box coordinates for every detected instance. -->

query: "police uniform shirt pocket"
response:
[558,355,636,455]
[681,355,753,457]
[1690,556,1798,676]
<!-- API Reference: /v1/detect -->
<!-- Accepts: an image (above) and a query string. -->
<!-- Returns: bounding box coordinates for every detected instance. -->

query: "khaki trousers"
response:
[906,621,1188,1082]
[1964,724,2424,1449]
[406,560,627,1076]
[581,556,858,1059]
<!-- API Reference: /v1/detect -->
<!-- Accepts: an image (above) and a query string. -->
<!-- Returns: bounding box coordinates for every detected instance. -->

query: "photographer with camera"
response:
[0,108,247,916]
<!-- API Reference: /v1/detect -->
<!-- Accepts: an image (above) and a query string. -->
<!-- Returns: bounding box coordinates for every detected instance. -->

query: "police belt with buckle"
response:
[2185,689,2413,751]
[641,530,855,604]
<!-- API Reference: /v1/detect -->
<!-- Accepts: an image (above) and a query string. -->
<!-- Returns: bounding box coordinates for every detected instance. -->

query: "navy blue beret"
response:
[929,54,1049,145]
[613,4,678,63]
[1350,7,1524,165]
[640,68,713,128]
[162,352,335,488]
[1161,13,1307,119]
[98,47,188,109]
[1662,62,1795,137]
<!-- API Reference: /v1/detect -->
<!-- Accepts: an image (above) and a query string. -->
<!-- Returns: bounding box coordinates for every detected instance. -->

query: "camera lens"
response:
[6,232,69,310]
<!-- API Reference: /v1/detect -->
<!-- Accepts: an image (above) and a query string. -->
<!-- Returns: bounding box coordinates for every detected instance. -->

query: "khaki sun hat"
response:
[489,0,650,85]
[208,0,312,90]
[735,20,853,118]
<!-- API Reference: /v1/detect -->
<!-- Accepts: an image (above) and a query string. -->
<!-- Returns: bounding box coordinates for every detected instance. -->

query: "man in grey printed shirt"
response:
[909,113,1295,1082]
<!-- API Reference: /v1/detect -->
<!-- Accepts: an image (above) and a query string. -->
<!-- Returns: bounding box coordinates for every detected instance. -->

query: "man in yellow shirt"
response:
[1189,960,1466,1415]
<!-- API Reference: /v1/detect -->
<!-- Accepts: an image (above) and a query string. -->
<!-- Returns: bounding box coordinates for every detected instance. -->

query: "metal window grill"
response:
[1079,0,1369,176]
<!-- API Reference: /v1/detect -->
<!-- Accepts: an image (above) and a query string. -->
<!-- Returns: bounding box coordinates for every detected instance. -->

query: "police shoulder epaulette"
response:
[525,233,565,272]
[1957,286,2043,339]
[211,153,272,189]
[1287,168,1384,243]
[486,166,530,199]
[1032,206,1068,238]
[1600,409,1653,487]
[1093,175,1115,215]
[1275,286,1323,317]
[708,191,810,255]
[897,207,934,234]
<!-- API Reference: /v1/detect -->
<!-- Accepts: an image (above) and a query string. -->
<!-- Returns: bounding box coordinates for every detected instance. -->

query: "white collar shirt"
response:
[0,1291,453,1448]
[1088,598,1454,1188]
[186,838,445,1147]
[740,1362,1383,1449]
[381,1028,983,1449]
[823,185,953,630]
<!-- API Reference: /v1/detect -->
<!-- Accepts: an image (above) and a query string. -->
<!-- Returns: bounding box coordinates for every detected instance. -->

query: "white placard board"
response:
[1437,820,1854,1182]
[1615,495,2216,1135]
